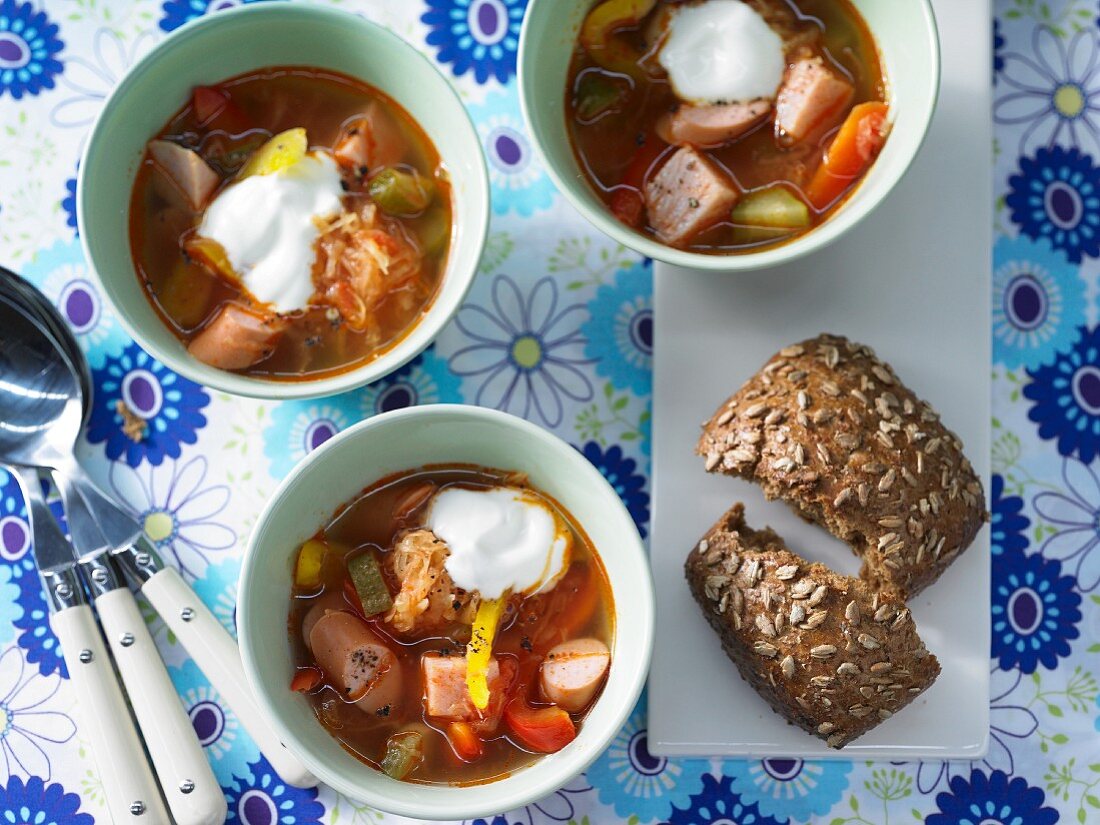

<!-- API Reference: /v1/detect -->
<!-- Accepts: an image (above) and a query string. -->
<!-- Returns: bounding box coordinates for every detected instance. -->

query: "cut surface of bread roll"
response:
[684,504,941,748]
[697,333,988,598]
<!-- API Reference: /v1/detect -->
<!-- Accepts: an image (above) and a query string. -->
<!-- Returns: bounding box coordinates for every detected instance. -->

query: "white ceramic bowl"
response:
[518,0,941,271]
[79,4,489,399]
[238,405,654,820]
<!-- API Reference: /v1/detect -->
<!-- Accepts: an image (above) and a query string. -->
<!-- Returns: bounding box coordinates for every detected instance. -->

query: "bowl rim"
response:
[517,0,942,272]
[237,404,655,819]
[77,2,489,400]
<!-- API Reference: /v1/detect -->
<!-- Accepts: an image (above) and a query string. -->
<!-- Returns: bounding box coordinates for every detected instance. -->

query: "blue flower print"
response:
[0,567,18,646]
[992,474,1029,557]
[992,545,1080,672]
[448,275,594,428]
[12,583,65,679]
[464,773,593,825]
[1025,326,1100,464]
[192,558,241,638]
[87,342,210,467]
[583,260,654,396]
[359,348,463,418]
[1006,145,1100,263]
[992,234,1085,370]
[159,0,268,33]
[263,395,359,481]
[1033,456,1100,590]
[585,692,704,822]
[225,755,324,824]
[578,441,650,538]
[722,758,852,823]
[21,238,125,367]
[666,774,787,825]
[995,27,1100,158]
[109,456,235,581]
[926,769,1058,825]
[0,0,64,101]
[0,645,76,782]
[994,18,1005,80]
[0,776,93,825]
[61,172,77,236]
[422,0,526,85]
[468,89,555,217]
[169,659,257,787]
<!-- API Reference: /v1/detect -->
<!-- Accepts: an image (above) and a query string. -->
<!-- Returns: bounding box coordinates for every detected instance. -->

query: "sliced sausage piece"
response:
[334,102,405,177]
[309,611,403,715]
[644,146,741,247]
[186,302,286,371]
[301,592,350,650]
[540,638,611,712]
[421,654,514,734]
[774,57,854,144]
[657,100,772,148]
[148,140,220,211]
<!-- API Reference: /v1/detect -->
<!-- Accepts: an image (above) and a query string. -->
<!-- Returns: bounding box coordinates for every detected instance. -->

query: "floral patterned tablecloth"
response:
[0,0,1097,823]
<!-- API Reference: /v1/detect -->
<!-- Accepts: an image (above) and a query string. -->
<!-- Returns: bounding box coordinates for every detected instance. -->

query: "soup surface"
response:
[129,67,452,379]
[567,0,888,253]
[287,466,614,785]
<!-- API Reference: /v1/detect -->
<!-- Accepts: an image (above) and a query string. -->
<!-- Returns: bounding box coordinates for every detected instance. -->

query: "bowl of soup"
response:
[519,0,939,270]
[79,4,489,398]
[238,405,653,819]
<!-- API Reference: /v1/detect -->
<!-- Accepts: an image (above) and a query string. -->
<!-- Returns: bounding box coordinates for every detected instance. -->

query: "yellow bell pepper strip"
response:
[294,539,327,589]
[579,0,656,80]
[466,595,507,710]
[239,127,307,179]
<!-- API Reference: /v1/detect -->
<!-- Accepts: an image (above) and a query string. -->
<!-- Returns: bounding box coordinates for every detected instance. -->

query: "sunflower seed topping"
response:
[848,704,872,718]
[775,564,800,580]
[873,604,895,623]
[817,722,836,735]
[858,633,881,650]
[802,609,828,630]
[781,655,796,679]
[756,613,777,637]
[807,585,828,608]
[878,709,894,720]
[745,402,768,419]
[764,408,786,426]
[811,644,838,659]
[790,603,806,625]
[872,365,894,384]
[821,380,841,397]
[892,608,910,630]
[837,662,861,677]
[754,641,778,658]
[832,488,851,508]
[780,345,805,357]
[870,662,894,673]
[844,600,860,623]
[790,579,816,599]
[878,469,897,492]
[797,391,811,410]
[705,452,721,470]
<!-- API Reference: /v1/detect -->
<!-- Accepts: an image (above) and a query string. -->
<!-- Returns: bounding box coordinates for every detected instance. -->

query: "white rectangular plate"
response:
[649,0,992,759]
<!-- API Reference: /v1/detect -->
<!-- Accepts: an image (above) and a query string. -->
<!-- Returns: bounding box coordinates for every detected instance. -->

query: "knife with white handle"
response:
[118,541,317,788]
[9,465,168,824]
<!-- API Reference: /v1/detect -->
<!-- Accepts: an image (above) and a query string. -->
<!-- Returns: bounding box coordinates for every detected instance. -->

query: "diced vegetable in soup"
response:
[567,0,889,253]
[287,466,614,785]
[129,67,452,379]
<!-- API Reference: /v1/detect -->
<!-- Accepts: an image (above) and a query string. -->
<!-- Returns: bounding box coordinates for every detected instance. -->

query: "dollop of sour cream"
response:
[197,152,343,313]
[658,0,786,105]
[427,487,571,600]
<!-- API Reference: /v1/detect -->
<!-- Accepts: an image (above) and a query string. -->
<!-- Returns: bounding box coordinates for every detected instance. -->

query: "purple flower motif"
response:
[665,774,787,825]
[224,755,323,823]
[0,0,64,100]
[0,776,92,824]
[0,645,76,781]
[992,546,1081,671]
[160,0,268,34]
[1033,455,1100,589]
[578,441,650,538]
[1006,146,1100,263]
[926,769,1057,825]
[1024,326,1100,463]
[422,0,527,85]
[109,456,235,581]
[448,275,594,428]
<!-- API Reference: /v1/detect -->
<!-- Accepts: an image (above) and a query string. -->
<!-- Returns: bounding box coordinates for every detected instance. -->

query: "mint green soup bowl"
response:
[79,4,489,399]
[238,405,654,819]
[518,0,940,271]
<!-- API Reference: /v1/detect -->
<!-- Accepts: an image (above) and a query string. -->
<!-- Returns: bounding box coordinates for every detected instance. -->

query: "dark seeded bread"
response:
[696,334,988,598]
[684,504,941,748]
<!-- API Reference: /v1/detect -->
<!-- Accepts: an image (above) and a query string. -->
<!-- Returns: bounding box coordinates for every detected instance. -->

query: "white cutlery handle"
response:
[51,605,169,823]
[96,587,227,825]
[141,566,316,788]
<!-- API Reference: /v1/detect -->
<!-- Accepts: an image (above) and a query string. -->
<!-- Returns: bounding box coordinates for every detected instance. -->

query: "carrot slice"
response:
[289,666,323,693]
[446,722,485,762]
[805,102,890,210]
[611,134,664,228]
[504,699,577,753]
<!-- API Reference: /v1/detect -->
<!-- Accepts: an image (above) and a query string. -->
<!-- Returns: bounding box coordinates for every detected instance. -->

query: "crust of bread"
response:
[696,334,988,598]
[684,504,941,748]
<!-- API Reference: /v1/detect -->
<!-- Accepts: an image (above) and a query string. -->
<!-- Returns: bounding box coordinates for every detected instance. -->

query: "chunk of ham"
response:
[309,611,403,715]
[186,302,286,371]
[148,140,220,211]
[644,147,740,247]
[422,654,515,734]
[333,102,405,177]
[775,56,854,144]
[657,100,772,148]
[539,638,611,713]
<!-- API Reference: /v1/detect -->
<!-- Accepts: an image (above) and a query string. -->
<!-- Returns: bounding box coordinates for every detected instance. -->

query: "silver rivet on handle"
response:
[180,607,195,622]
[78,649,93,664]
[129,801,145,816]
[119,632,135,648]
[179,780,195,794]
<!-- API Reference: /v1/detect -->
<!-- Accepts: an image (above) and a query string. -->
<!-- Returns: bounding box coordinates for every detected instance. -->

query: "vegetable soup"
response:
[129,67,452,379]
[567,0,889,252]
[287,466,615,785]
